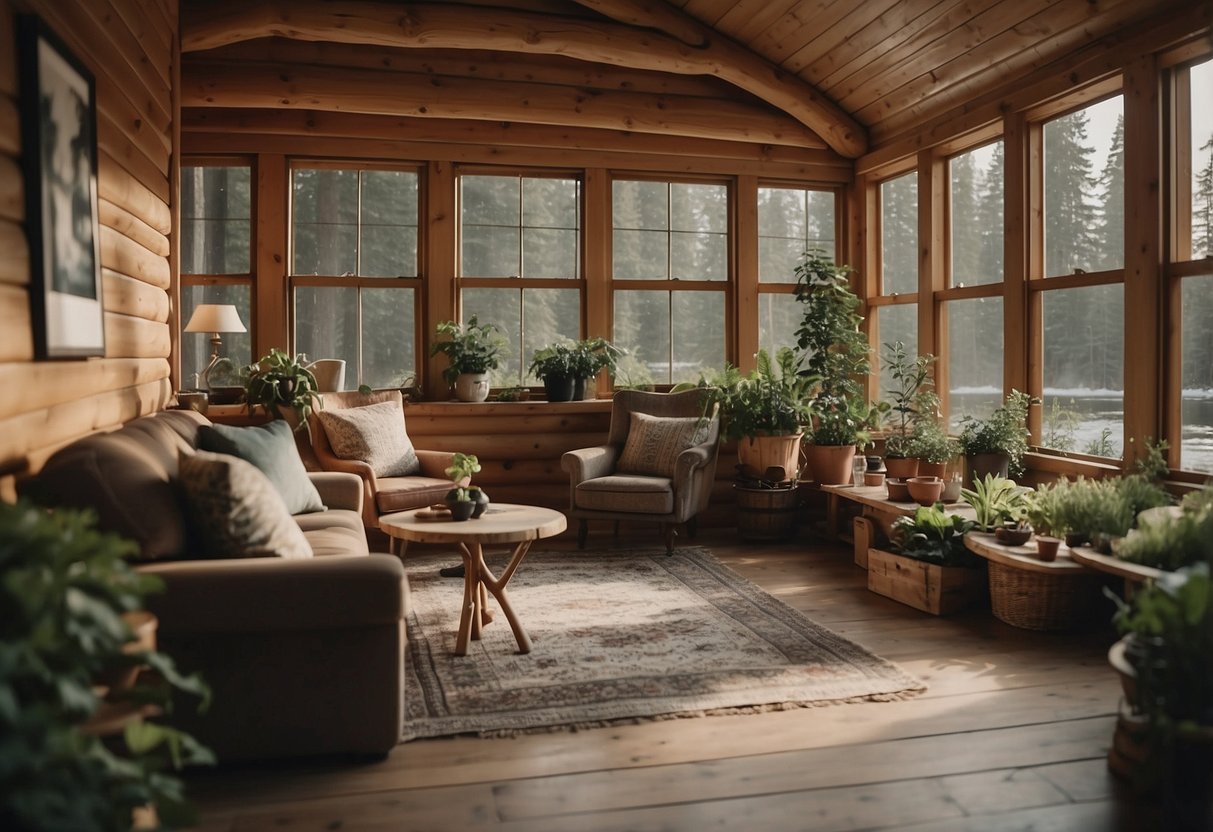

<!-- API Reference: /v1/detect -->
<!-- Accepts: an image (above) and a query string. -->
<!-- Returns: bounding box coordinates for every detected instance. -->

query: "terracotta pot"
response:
[1035,535,1061,562]
[917,460,947,479]
[883,457,919,479]
[804,443,856,486]
[965,452,1010,488]
[886,478,911,502]
[907,476,944,506]
[737,433,804,482]
[863,471,886,487]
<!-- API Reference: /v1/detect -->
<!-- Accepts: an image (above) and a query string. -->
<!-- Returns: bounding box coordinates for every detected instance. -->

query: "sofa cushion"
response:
[317,400,421,477]
[374,475,455,515]
[303,525,371,558]
[575,474,673,514]
[21,410,208,560]
[198,420,326,515]
[178,450,313,559]
[617,413,708,478]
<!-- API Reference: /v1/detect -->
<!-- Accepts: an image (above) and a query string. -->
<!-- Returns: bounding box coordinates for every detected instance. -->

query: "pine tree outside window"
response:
[1036,96,1126,458]
[945,142,1005,429]
[873,170,919,401]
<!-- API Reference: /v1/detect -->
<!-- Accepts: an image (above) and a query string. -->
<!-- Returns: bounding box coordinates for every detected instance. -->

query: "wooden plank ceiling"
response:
[181,0,1203,159]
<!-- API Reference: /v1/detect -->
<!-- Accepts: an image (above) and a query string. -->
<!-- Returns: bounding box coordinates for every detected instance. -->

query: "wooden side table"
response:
[1068,546,1163,601]
[379,504,566,655]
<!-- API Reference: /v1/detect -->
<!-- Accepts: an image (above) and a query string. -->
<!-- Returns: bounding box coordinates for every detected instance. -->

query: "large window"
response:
[611,179,727,386]
[757,185,835,355]
[458,173,581,385]
[291,165,419,389]
[874,171,919,400]
[180,163,253,388]
[945,142,1005,427]
[1172,57,1213,473]
[1037,96,1126,457]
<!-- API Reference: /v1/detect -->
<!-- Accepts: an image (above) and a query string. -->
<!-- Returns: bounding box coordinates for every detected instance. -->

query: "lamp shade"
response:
[184,304,247,334]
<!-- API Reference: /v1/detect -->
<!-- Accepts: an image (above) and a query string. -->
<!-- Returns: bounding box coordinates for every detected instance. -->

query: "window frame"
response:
[286,159,425,390]
[608,171,734,389]
[179,155,257,390]
[867,164,921,404]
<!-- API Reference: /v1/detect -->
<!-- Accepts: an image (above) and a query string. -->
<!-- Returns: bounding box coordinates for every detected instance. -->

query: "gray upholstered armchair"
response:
[561,389,721,553]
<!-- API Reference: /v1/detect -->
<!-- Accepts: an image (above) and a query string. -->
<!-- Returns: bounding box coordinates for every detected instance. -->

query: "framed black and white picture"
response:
[18,15,105,359]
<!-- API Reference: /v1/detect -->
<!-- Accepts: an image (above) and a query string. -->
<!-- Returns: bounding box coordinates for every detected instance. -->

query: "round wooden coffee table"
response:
[379,504,566,656]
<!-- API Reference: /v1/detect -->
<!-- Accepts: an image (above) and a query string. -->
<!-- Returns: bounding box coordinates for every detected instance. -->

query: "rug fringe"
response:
[459,687,927,740]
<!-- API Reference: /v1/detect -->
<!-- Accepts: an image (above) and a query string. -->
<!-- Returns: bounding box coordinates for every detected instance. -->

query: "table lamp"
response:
[183,303,246,390]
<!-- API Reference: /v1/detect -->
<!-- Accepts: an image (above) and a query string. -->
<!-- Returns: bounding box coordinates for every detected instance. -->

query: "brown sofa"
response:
[23,409,407,761]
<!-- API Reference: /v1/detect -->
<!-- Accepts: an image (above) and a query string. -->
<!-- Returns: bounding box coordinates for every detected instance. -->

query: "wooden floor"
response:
[184,528,1165,831]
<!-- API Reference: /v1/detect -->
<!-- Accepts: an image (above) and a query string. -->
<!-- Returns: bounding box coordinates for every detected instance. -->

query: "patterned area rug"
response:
[402,546,924,741]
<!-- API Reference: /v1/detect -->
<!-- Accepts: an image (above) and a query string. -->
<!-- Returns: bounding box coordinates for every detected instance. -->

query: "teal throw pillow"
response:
[198,420,326,515]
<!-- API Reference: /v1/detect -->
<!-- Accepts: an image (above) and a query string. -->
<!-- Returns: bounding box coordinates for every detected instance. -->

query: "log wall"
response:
[0,0,177,498]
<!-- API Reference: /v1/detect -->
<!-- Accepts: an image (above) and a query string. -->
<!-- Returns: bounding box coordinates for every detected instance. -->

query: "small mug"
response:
[177,390,208,415]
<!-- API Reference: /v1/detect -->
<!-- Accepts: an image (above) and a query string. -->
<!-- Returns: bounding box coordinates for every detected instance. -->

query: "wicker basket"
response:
[986,561,1102,631]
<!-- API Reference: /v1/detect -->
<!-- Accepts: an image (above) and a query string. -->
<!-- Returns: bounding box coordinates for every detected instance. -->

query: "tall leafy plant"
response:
[881,341,940,458]
[0,501,213,830]
[793,250,870,403]
[712,348,817,442]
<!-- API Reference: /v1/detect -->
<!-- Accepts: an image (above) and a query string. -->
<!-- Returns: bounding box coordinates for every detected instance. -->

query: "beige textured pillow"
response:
[317,400,421,477]
[617,413,709,478]
[177,450,313,559]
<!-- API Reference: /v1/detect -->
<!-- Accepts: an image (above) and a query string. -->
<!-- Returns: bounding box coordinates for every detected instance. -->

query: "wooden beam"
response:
[424,160,456,401]
[254,154,287,363]
[182,61,827,150]
[180,107,847,166]
[180,0,867,157]
[582,168,611,396]
[569,0,706,47]
[917,152,945,416]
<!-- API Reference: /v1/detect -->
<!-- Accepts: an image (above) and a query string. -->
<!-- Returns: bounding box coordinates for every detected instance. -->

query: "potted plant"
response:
[1106,563,1213,822]
[430,316,507,402]
[444,452,487,520]
[867,504,984,615]
[957,389,1036,485]
[0,500,213,829]
[960,473,1029,533]
[244,348,321,428]
[1115,486,1210,572]
[880,341,939,479]
[805,393,883,486]
[568,337,624,400]
[910,419,958,479]
[711,348,816,482]
[528,342,578,402]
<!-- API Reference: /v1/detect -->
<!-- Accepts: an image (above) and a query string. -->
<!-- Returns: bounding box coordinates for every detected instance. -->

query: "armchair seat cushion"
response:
[375,475,456,514]
[575,474,674,515]
[302,525,371,558]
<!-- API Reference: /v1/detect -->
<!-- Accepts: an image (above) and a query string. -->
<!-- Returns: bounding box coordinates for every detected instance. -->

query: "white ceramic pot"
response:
[455,373,491,402]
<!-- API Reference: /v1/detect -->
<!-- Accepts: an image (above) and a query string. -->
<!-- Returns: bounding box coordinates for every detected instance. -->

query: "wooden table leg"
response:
[475,539,535,654]
[825,492,840,538]
[454,544,478,656]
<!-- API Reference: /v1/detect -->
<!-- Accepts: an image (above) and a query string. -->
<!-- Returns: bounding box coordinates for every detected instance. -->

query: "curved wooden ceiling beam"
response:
[181,0,867,157]
[568,0,706,47]
[181,61,829,149]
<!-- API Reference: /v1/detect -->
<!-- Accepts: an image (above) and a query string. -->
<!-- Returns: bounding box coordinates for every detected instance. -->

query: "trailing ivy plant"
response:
[244,348,321,425]
[0,500,213,831]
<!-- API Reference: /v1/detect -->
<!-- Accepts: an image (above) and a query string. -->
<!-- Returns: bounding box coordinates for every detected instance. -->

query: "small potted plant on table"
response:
[879,341,939,480]
[444,452,488,520]
[431,316,507,402]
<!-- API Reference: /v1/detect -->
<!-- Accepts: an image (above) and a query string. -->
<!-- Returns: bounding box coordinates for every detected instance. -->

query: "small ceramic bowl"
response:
[907,476,943,506]
[885,478,911,502]
[995,523,1033,546]
[863,471,886,487]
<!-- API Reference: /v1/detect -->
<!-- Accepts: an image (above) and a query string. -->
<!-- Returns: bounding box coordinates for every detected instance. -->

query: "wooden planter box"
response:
[867,548,985,615]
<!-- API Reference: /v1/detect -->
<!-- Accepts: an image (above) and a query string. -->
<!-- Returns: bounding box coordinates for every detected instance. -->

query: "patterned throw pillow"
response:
[617,413,709,478]
[316,400,421,477]
[198,420,326,515]
[177,450,313,559]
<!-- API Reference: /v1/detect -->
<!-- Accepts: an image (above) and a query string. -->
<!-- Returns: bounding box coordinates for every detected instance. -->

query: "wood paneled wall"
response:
[0,0,177,499]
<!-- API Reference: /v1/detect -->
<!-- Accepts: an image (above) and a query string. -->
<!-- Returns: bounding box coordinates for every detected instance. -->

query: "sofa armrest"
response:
[674,442,715,481]
[138,555,406,634]
[561,445,618,484]
[415,449,456,479]
[308,472,364,514]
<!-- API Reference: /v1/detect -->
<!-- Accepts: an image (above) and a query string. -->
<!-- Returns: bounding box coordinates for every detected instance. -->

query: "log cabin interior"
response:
[2,0,1211,829]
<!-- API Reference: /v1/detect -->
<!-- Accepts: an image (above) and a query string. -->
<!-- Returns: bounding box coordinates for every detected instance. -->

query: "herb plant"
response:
[890,504,978,566]
[957,389,1036,478]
